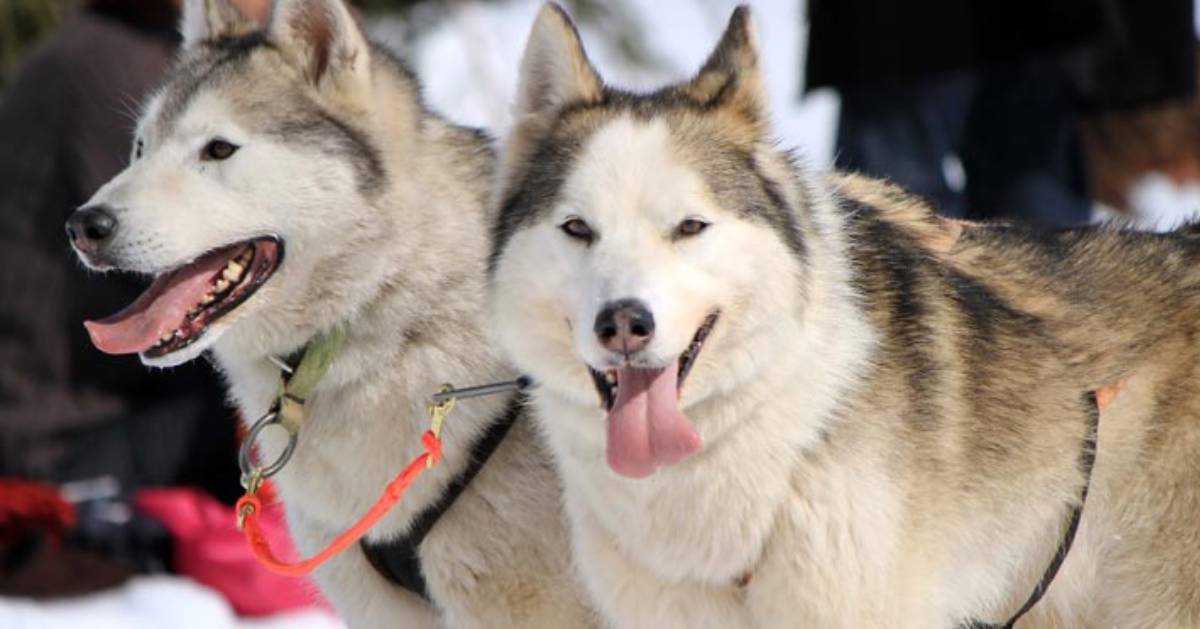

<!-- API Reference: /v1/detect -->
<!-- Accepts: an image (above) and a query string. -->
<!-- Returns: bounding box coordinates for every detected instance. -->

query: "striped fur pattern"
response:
[487,4,1200,627]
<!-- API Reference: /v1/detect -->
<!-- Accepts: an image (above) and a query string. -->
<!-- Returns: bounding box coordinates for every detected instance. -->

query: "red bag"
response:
[135,487,330,617]
[0,479,76,547]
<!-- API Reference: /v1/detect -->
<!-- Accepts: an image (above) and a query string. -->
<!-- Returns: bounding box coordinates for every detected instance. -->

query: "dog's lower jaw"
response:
[138,325,227,368]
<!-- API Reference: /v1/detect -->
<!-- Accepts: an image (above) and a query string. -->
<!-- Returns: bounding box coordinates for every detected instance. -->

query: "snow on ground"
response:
[1090,175,1200,231]
[1123,174,1200,231]
[0,576,345,629]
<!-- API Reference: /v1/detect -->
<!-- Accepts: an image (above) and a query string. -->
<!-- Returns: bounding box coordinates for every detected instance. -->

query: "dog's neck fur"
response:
[210,50,514,542]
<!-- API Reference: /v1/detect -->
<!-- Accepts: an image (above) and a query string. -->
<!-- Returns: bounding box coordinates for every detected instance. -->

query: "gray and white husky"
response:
[489,4,1200,628]
[66,0,593,626]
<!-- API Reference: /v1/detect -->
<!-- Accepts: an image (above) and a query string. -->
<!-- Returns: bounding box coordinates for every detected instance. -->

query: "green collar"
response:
[274,327,346,433]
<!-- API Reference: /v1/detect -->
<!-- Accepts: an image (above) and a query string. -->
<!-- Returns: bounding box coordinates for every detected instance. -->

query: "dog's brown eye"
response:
[201,139,239,161]
[675,218,710,239]
[560,217,595,244]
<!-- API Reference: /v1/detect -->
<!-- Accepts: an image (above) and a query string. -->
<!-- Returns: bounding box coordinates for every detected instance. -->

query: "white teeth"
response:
[214,278,230,293]
[201,293,214,305]
[223,261,244,283]
[160,332,172,343]
[174,330,184,339]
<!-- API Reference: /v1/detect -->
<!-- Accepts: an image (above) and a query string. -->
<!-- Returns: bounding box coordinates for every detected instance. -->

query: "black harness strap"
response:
[961,390,1100,629]
[360,395,523,600]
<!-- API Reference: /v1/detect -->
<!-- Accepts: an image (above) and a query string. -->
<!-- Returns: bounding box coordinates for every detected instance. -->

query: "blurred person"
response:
[0,0,267,595]
[806,0,1196,227]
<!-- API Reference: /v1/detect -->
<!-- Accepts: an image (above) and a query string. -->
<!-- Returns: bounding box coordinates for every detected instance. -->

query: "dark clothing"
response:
[0,9,237,501]
[835,76,976,218]
[810,0,1194,226]
[807,1,1101,92]
[1067,0,1197,112]
[836,68,1092,226]
[807,0,1195,111]
[959,67,1092,224]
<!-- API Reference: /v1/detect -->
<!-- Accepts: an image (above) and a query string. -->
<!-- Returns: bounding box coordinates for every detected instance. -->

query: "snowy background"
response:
[376,0,840,166]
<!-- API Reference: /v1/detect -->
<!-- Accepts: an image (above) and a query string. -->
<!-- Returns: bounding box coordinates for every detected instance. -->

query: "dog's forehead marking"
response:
[491,95,808,272]
[261,106,387,194]
[564,115,708,225]
[143,34,385,196]
[153,34,269,139]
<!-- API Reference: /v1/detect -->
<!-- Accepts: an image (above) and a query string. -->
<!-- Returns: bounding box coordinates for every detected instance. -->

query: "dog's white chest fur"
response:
[530,330,884,629]
[538,395,786,583]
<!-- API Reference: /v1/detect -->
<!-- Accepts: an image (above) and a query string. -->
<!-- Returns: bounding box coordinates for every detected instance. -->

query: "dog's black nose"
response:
[594,298,655,355]
[66,205,118,252]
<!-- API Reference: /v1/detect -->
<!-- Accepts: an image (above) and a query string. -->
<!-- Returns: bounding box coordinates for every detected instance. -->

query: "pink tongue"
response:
[84,252,233,355]
[606,364,703,478]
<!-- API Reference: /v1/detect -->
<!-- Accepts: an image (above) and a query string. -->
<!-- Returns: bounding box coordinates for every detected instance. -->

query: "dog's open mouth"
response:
[587,312,718,478]
[84,236,283,358]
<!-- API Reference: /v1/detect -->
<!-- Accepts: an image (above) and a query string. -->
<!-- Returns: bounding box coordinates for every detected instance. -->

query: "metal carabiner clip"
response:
[429,375,533,405]
[238,410,299,491]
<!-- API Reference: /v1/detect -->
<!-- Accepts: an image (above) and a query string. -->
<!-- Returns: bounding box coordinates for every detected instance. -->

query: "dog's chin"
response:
[139,325,227,368]
[74,254,116,273]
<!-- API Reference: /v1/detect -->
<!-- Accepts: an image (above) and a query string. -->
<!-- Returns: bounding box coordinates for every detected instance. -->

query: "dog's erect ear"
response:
[515,3,603,120]
[180,0,258,48]
[495,3,602,206]
[682,6,766,128]
[270,0,371,92]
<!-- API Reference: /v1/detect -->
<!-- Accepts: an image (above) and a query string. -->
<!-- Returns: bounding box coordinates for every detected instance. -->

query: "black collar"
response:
[360,394,523,600]
[961,389,1100,629]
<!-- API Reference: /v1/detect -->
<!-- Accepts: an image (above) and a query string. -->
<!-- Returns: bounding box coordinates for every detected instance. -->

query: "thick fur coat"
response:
[70,0,595,626]
[487,5,1200,628]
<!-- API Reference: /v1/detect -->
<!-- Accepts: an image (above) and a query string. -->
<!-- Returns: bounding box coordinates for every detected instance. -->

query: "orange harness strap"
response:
[1095,379,1125,414]
[236,431,443,577]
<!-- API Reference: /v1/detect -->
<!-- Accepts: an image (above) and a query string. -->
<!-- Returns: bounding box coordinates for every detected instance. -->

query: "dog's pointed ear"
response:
[682,6,766,128]
[180,0,258,48]
[496,4,601,209]
[515,3,603,120]
[269,0,371,92]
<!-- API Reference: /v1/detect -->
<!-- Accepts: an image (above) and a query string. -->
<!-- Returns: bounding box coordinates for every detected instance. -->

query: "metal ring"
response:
[238,411,298,482]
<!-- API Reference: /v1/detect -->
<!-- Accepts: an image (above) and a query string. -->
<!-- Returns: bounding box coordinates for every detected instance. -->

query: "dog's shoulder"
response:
[829,171,969,257]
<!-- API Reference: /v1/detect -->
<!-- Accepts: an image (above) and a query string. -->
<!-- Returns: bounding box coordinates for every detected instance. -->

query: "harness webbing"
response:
[960,390,1100,628]
[360,395,523,599]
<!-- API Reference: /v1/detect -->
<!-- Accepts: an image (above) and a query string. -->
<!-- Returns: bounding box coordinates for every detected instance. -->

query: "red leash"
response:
[237,429,443,577]
[234,372,529,577]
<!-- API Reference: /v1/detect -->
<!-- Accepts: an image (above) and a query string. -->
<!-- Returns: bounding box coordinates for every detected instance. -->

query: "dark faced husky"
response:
[488,4,1200,627]
[66,0,594,626]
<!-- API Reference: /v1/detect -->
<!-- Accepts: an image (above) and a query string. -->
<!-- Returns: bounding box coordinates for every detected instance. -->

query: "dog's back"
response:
[837,172,1200,626]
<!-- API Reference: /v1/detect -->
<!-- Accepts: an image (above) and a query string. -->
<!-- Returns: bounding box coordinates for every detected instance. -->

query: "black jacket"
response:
[0,8,236,499]
[806,0,1195,110]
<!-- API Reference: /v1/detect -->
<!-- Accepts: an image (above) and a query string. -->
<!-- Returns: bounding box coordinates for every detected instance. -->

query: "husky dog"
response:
[488,4,1200,627]
[65,0,594,626]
